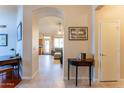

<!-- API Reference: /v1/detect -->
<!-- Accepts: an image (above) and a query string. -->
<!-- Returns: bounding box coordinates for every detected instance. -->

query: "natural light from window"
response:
[54,38,63,48]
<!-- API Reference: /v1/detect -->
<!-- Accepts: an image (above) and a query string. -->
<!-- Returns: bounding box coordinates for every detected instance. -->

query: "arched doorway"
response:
[32,7,65,80]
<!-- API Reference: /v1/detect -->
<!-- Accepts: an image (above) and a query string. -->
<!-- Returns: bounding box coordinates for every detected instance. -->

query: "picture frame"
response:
[0,34,8,46]
[17,22,22,41]
[68,27,88,40]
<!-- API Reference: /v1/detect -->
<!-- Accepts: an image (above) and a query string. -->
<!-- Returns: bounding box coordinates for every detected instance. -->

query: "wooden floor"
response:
[16,55,124,88]
[0,72,21,88]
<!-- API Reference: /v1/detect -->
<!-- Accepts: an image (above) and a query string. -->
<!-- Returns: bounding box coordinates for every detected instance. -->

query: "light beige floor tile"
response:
[17,55,124,88]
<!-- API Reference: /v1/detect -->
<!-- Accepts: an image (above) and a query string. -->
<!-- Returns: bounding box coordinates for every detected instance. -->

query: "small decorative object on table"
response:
[10,48,16,57]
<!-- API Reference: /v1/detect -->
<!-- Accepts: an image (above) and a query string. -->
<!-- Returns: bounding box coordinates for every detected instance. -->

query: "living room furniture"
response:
[53,48,63,59]
[0,55,21,79]
[54,52,61,59]
[52,48,63,65]
[68,54,94,86]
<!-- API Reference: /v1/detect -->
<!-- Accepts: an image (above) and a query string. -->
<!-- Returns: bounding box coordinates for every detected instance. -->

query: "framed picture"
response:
[0,34,8,46]
[68,27,88,40]
[17,22,22,41]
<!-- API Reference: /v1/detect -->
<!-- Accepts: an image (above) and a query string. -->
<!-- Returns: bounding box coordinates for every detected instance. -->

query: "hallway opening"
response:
[32,7,65,82]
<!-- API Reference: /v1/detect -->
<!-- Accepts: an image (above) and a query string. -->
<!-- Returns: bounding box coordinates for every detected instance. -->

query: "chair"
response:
[0,65,14,80]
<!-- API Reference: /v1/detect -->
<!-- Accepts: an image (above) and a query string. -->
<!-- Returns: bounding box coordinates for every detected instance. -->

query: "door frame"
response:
[98,20,120,81]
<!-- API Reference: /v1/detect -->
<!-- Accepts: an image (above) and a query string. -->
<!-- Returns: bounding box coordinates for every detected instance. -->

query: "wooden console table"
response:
[0,55,21,78]
[68,58,94,86]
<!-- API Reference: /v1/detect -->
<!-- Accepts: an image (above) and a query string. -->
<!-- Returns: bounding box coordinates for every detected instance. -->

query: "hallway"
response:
[17,55,66,88]
[17,55,124,88]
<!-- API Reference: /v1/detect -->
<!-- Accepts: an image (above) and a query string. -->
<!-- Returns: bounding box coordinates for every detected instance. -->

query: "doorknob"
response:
[100,53,106,56]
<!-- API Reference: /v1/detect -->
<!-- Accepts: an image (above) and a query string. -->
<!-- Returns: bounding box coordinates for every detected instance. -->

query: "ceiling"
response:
[39,16,63,35]
[0,5,17,10]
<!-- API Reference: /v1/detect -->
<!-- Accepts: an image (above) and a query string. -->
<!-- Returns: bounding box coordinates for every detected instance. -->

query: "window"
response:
[54,38,63,48]
[44,36,50,53]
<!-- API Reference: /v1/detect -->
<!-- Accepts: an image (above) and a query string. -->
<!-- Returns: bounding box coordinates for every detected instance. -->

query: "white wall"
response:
[0,6,17,56]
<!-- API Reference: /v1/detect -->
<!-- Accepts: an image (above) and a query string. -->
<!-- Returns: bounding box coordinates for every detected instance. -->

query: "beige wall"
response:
[95,6,124,79]
[32,15,39,77]
[22,5,92,79]
[22,7,33,78]
[61,6,92,78]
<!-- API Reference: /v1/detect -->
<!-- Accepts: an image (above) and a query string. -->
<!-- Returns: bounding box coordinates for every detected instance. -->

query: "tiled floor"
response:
[17,55,124,88]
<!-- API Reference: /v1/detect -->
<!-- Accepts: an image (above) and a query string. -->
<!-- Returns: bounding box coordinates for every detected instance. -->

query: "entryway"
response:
[98,20,120,81]
[44,36,50,55]
[32,7,65,84]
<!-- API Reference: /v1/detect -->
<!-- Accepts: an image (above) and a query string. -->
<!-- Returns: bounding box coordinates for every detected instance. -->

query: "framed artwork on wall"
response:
[68,27,88,40]
[0,34,8,46]
[17,22,22,41]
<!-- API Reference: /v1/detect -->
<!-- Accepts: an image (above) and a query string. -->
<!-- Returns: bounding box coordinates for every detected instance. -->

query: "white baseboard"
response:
[22,71,38,80]
[22,76,32,80]
[64,77,98,82]
[32,70,38,79]
[93,78,99,82]
[64,76,88,80]
[119,79,124,81]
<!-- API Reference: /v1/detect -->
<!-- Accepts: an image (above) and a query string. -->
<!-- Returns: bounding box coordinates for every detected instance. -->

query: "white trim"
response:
[64,76,97,82]
[22,71,38,80]
[93,78,99,83]
[98,22,102,82]
[64,76,88,80]
[119,79,124,82]
[22,76,32,80]
[32,70,38,79]
[117,20,120,81]
[98,20,120,81]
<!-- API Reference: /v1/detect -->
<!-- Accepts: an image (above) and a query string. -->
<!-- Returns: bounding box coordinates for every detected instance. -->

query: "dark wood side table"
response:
[68,58,94,86]
[0,55,21,79]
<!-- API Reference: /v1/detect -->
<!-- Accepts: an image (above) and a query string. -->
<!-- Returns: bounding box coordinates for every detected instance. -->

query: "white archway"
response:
[33,7,64,19]
[32,7,65,79]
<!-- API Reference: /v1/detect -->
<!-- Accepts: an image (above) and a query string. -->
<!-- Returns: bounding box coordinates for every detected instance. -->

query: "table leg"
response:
[89,65,91,86]
[68,62,70,80]
[76,66,78,86]
[18,63,19,79]
[91,66,93,81]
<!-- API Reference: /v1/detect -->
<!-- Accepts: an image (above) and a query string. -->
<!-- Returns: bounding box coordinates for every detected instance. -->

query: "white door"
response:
[99,21,120,81]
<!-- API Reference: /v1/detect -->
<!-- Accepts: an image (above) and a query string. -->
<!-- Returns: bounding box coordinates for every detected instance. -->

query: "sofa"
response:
[51,48,63,65]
